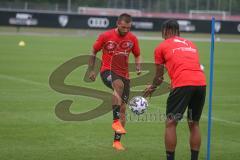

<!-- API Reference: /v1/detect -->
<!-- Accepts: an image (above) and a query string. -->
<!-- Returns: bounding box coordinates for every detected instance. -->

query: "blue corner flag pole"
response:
[206,17,215,160]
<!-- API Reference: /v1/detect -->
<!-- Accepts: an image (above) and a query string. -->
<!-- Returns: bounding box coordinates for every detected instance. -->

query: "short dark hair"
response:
[161,19,180,37]
[118,13,132,23]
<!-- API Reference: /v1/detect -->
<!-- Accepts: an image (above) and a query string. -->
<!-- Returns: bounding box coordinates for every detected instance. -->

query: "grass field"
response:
[0,27,240,160]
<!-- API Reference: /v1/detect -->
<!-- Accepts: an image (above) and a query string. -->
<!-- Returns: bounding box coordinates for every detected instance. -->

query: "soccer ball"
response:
[128,96,148,115]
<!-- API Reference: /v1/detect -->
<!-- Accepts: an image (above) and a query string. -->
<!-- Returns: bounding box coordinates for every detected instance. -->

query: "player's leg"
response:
[119,78,129,128]
[112,101,126,150]
[187,86,206,160]
[100,70,124,127]
[112,79,124,106]
[111,78,127,150]
[113,102,126,142]
[165,119,177,160]
[100,70,126,150]
[111,78,126,132]
[112,78,123,128]
[188,121,201,160]
[165,86,192,160]
[111,74,130,128]
[112,76,130,150]
[120,102,126,127]
[111,79,124,133]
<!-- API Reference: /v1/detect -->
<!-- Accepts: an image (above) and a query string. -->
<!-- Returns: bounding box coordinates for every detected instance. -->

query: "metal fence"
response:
[0,0,239,15]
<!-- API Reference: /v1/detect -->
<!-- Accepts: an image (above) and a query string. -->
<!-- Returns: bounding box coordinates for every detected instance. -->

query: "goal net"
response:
[189,10,229,20]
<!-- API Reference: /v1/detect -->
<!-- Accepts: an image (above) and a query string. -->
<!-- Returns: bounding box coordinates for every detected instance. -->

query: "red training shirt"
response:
[93,29,140,79]
[154,36,206,88]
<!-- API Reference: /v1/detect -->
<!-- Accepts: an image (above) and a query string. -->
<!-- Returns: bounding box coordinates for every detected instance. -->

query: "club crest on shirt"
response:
[104,41,117,52]
[119,40,133,51]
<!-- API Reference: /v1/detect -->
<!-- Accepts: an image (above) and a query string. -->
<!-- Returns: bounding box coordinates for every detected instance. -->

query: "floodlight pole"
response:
[67,0,71,13]
[206,17,215,160]
[229,0,232,14]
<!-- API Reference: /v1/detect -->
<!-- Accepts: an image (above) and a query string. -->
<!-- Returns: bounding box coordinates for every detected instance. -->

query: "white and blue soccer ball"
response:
[128,96,148,115]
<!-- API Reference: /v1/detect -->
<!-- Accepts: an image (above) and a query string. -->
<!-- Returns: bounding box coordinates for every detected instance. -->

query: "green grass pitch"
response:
[0,28,240,160]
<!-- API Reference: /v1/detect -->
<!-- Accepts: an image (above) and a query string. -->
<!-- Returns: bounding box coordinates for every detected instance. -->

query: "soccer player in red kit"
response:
[88,13,141,150]
[144,19,206,160]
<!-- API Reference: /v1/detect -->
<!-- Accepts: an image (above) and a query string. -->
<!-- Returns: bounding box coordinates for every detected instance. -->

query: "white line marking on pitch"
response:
[202,115,240,126]
[0,74,48,87]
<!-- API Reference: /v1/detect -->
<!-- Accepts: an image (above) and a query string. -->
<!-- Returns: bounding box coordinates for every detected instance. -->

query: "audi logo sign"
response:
[87,17,109,28]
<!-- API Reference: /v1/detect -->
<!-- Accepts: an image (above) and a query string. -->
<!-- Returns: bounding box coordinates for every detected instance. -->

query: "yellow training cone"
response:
[18,40,26,47]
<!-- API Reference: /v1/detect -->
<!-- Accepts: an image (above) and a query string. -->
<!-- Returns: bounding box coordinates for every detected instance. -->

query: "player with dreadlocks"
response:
[144,19,206,160]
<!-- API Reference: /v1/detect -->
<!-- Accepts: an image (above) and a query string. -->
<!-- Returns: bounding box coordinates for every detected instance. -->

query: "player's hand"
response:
[143,84,156,98]
[136,66,141,75]
[136,69,141,75]
[88,71,96,81]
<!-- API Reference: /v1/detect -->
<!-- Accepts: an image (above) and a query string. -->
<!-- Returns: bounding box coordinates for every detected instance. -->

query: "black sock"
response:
[112,105,120,120]
[191,150,199,160]
[114,132,122,141]
[166,151,175,160]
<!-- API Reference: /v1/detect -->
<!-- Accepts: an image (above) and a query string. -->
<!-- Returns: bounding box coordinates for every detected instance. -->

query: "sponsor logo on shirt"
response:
[174,39,189,46]
[103,40,133,53]
[172,47,197,54]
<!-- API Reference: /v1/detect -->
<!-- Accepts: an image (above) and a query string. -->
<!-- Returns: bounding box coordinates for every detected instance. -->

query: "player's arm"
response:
[88,50,98,81]
[152,64,164,88]
[143,64,164,97]
[132,36,141,75]
[143,46,164,97]
[88,34,104,81]
[135,55,141,75]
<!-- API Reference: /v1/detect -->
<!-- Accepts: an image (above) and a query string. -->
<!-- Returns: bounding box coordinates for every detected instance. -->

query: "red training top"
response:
[93,29,140,79]
[154,36,206,88]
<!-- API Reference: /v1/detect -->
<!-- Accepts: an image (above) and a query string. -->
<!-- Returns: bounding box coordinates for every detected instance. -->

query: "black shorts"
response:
[166,86,206,122]
[100,70,130,104]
